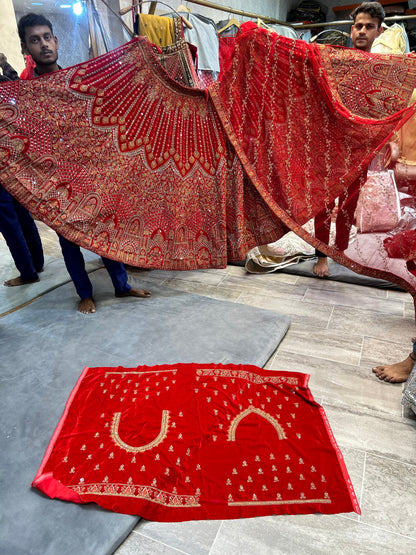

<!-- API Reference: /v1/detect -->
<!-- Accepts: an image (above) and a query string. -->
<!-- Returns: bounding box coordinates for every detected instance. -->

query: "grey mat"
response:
[239,256,404,291]
[0,239,103,316]
[0,269,290,555]
[280,259,404,290]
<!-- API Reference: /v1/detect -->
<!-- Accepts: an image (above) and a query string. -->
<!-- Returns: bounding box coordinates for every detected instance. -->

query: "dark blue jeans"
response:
[0,184,44,280]
[58,235,130,299]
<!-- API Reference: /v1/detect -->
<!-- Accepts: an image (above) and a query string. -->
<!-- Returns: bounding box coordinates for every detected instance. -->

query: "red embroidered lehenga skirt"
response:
[1,28,416,298]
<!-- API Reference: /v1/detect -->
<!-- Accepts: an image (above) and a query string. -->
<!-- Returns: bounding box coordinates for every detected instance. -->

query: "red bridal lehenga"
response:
[1,27,416,296]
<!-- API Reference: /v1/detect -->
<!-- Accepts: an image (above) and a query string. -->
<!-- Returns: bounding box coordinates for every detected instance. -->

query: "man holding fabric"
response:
[313,1,384,278]
[17,13,151,313]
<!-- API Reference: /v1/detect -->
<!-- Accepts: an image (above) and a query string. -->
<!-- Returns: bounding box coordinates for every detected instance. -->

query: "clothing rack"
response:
[181,1,416,28]
[120,0,292,26]
[292,14,416,29]
[120,0,416,30]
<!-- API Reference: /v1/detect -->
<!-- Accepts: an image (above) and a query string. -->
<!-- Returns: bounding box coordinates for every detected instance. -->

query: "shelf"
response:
[333,1,408,13]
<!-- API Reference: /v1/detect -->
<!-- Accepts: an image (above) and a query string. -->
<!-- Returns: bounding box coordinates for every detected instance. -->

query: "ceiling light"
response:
[73,2,83,15]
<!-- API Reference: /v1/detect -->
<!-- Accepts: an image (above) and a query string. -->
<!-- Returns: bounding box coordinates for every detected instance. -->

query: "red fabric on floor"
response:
[33,364,360,521]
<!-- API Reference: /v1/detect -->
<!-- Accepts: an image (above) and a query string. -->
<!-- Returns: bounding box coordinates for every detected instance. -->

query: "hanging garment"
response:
[155,38,201,88]
[267,24,298,40]
[137,14,182,48]
[217,18,240,38]
[1,29,416,294]
[32,363,360,521]
[371,23,409,55]
[218,36,236,74]
[163,11,220,75]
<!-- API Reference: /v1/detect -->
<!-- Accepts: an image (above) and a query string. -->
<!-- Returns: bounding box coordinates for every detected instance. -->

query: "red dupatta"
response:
[211,25,416,299]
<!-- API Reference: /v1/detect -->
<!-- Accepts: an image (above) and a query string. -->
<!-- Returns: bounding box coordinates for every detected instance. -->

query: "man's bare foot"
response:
[372,356,414,383]
[4,276,39,287]
[78,296,96,314]
[313,257,329,278]
[115,287,151,298]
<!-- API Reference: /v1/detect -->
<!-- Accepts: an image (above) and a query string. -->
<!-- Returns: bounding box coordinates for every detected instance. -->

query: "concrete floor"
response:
[6,222,416,553]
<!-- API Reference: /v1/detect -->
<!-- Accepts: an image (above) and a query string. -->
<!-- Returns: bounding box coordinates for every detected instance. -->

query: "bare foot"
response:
[313,257,329,278]
[78,296,96,314]
[115,287,151,298]
[4,276,39,286]
[372,355,414,383]
[115,287,151,297]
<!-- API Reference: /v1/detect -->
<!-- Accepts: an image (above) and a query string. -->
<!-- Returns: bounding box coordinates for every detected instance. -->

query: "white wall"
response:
[0,0,24,73]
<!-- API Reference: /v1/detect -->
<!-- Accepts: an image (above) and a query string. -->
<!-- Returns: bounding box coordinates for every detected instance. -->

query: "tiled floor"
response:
[20,224,416,553]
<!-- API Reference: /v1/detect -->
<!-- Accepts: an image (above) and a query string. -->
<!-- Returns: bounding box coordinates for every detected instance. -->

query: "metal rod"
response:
[120,1,416,30]
[120,1,194,28]
[292,14,416,29]
[120,0,294,26]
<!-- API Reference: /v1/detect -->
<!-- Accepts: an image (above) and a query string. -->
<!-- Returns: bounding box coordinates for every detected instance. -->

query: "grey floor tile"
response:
[223,265,247,277]
[114,530,184,554]
[303,287,405,315]
[387,289,413,302]
[333,446,365,522]
[361,336,413,368]
[359,454,416,538]
[405,301,416,319]
[328,306,415,343]
[241,271,301,285]
[277,329,363,366]
[321,405,416,463]
[296,275,389,298]
[210,513,416,554]
[220,274,309,299]
[152,278,241,302]
[236,293,334,329]
[134,518,222,555]
[267,352,404,418]
[149,269,227,286]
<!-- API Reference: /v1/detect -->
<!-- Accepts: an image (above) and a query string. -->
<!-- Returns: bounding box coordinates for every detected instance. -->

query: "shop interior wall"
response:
[0,0,24,73]
[1,0,363,76]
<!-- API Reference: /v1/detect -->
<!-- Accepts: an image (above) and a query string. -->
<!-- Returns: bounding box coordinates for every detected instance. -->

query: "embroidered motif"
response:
[228,406,286,441]
[111,410,170,452]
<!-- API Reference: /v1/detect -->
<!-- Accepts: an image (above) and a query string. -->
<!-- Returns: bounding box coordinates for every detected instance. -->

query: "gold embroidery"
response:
[70,482,200,507]
[229,498,331,506]
[228,406,286,441]
[111,410,170,453]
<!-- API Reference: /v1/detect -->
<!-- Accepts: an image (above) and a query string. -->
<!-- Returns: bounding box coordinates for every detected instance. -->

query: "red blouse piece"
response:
[32,364,360,521]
